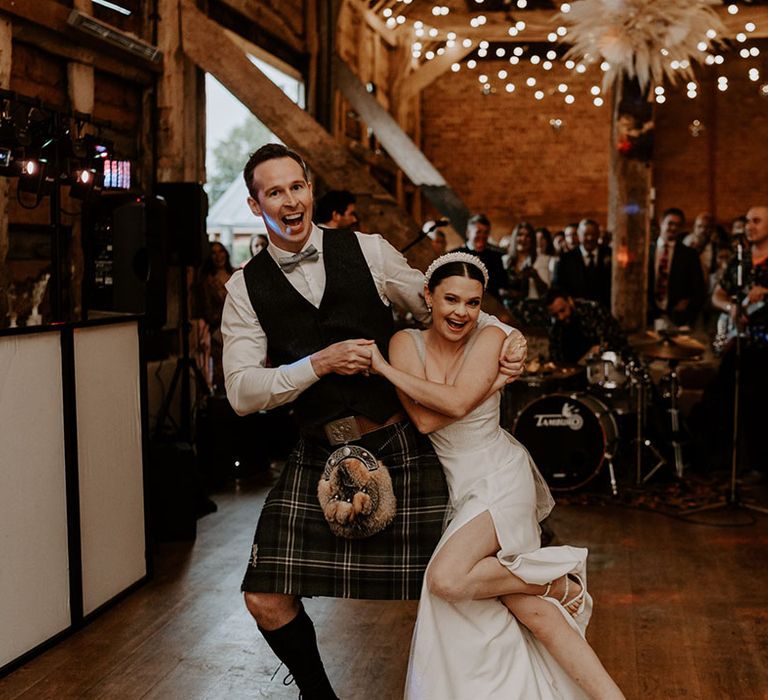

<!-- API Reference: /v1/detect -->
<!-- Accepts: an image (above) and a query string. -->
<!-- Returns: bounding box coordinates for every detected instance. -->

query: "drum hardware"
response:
[512,392,619,496]
[585,349,634,416]
[628,360,671,484]
[629,332,704,481]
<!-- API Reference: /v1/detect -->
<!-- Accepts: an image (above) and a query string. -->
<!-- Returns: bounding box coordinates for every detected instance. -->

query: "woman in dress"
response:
[503,222,552,300]
[369,253,623,700]
[195,241,234,393]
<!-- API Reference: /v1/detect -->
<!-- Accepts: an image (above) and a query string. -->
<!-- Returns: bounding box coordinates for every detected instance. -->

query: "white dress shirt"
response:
[222,225,511,416]
[579,245,597,268]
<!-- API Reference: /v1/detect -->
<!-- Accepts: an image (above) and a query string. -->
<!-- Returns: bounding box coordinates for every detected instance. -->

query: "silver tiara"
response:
[424,251,489,289]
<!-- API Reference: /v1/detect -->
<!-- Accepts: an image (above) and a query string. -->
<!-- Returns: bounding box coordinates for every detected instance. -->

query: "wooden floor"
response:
[2,472,768,700]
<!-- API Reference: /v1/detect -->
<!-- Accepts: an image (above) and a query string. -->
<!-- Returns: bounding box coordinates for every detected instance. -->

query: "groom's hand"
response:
[499,328,527,383]
[311,339,375,376]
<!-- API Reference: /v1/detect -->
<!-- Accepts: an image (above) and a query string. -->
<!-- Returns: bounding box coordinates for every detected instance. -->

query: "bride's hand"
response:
[499,328,527,382]
[368,343,388,374]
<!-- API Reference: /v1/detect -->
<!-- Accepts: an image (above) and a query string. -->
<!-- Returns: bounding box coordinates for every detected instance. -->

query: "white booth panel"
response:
[0,333,70,667]
[74,323,146,616]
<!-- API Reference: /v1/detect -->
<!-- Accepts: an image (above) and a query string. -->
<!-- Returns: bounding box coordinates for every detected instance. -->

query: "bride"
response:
[369,252,624,700]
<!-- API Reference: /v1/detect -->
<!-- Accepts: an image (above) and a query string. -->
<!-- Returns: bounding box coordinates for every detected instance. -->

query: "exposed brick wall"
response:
[421,58,612,238]
[654,57,768,226]
[421,48,768,239]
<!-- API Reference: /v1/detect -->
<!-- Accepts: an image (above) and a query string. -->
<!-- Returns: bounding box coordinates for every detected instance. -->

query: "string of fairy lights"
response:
[375,1,767,112]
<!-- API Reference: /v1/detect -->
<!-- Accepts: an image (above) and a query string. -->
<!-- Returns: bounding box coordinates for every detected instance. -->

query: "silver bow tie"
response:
[278,244,320,273]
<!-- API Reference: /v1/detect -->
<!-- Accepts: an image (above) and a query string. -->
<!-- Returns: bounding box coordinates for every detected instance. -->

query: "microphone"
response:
[736,237,744,290]
[424,218,450,235]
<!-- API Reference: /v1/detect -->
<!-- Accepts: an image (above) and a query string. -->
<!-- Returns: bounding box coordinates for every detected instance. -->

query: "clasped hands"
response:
[310,329,528,382]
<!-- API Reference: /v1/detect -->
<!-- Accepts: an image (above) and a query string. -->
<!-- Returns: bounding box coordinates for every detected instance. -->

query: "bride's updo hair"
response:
[426,260,486,292]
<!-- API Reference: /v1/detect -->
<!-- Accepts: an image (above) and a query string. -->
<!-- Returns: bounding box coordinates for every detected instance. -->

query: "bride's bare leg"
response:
[502,593,624,700]
[427,512,624,700]
[426,511,546,601]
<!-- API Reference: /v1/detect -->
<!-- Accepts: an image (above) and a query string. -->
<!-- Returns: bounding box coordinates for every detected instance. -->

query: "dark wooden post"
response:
[608,77,653,332]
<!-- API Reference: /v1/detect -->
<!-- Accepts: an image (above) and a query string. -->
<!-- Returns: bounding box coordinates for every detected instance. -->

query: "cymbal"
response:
[521,361,582,383]
[631,332,704,360]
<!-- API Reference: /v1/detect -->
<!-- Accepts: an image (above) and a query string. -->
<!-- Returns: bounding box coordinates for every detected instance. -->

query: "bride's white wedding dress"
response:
[403,328,591,700]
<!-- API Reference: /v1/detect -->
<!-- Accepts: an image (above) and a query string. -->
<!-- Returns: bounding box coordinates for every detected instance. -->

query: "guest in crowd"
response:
[563,222,579,251]
[544,287,630,365]
[314,189,359,229]
[552,218,612,309]
[502,221,551,300]
[683,212,719,278]
[552,230,568,255]
[454,213,508,300]
[647,207,706,329]
[195,241,234,393]
[731,215,747,246]
[249,233,269,258]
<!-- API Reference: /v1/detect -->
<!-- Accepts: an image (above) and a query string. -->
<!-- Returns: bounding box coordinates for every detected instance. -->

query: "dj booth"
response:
[0,317,149,675]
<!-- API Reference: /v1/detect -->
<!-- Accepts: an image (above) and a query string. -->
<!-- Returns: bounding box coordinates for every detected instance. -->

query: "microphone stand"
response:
[399,231,429,255]
[686,237,768,516]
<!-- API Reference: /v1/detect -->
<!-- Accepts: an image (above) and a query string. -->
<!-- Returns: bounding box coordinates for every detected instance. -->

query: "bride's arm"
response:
[374,327,506,420]
[388,333,506,433]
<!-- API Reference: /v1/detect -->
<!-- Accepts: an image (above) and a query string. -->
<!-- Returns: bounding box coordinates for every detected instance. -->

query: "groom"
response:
[221,143,527,699]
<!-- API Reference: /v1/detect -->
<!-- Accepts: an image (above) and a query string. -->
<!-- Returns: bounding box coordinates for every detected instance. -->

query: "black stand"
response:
[686,314,768,517]
[630,361,668,484]
[153,263,210,442]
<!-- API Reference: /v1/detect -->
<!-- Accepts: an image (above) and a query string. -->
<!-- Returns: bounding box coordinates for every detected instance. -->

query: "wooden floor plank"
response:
[2,478,767,700]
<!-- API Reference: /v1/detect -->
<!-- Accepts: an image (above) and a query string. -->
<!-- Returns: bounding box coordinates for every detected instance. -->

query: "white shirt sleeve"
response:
[221,269,320,415]
[358,232,431,325]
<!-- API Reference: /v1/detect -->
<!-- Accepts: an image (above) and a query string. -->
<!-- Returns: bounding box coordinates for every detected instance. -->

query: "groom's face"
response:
[247,156,314,253]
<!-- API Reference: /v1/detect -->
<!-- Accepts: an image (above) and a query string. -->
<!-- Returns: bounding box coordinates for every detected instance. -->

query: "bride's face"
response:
[426,275,484,341]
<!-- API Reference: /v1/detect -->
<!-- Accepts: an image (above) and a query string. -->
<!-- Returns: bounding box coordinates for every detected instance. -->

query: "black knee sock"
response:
[259,607,338,700]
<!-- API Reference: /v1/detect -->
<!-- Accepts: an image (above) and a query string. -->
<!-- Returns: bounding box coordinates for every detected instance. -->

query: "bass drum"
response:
[512,393,618,491]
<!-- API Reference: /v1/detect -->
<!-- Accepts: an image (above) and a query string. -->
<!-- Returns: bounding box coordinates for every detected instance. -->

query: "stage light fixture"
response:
[70,166,104,201]
[18,157,51,196]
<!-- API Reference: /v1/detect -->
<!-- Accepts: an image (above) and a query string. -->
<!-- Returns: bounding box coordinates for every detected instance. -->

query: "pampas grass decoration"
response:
[561,0,726,91]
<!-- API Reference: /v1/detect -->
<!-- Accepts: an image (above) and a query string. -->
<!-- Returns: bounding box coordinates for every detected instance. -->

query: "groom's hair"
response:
[243,143,309,198]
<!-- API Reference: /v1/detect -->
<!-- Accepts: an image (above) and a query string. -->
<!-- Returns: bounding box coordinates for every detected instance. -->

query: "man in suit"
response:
[552,218,612,308]
[648,207,706,329]
[454,213,508,300]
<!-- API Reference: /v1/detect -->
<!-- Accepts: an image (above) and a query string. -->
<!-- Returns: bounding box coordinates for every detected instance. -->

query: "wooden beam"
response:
[0,16,10,315]
[720,6,768,38]
[156,0,205,183]
[11,24,154,85]
[608,82,651,331]
[0,0,163,71]
[214,0,306,55]
[365,5,768,43]
[334,55,470,234]
[399,43,474,101]
[363,8,397,48]
[222,29,302,81]
[179,0,433,269]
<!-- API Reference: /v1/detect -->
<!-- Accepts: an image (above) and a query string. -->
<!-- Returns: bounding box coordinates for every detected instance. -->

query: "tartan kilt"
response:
[241,421,449,600]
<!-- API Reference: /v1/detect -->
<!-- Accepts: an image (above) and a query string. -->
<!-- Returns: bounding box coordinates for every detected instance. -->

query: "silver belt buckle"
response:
[323,416,362,446]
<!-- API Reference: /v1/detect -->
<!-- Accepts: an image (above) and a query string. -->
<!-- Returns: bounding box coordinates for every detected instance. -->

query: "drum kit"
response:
[511,331,706,495]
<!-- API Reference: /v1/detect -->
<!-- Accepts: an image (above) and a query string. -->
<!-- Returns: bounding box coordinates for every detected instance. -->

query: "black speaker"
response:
[155,182,209,265]
[84,193,168,329]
